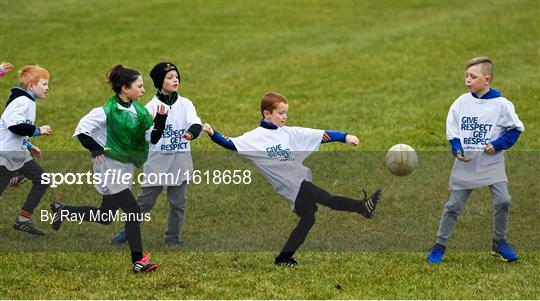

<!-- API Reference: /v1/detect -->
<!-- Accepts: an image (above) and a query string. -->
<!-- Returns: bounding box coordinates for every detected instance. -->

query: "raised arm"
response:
[150,105,168,144]
[202,123,237,151]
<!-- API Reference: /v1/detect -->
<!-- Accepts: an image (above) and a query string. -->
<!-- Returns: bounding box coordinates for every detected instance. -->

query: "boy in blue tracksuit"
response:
[427,57,524,263]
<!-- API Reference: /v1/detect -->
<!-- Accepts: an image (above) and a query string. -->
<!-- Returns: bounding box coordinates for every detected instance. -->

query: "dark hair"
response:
[107,64,141,93]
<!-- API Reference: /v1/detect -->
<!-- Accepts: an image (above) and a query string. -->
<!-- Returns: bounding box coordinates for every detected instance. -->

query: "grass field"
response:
[1,1,539,299]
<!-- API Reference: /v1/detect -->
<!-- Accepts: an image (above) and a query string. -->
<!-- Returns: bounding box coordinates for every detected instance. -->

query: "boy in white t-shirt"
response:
[0,65,52,236]
[427,57,525,264]
[111,62,202,246]
[203,91,382,266]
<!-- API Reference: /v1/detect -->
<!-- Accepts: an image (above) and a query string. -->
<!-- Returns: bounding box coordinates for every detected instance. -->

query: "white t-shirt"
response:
[142,95,201,186]
[446,93,524,190]
[231,126,324,208]
[73,103,153,195]
[0,94,36,170]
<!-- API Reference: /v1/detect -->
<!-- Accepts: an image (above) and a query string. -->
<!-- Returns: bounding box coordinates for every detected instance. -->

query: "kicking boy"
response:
[427,57,525,263]
[0,65,52,235]
[203,91,382,266]
[111,62,202,246]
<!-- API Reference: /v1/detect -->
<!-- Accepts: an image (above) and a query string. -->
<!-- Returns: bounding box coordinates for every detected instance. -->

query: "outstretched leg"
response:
[300,181,381,218]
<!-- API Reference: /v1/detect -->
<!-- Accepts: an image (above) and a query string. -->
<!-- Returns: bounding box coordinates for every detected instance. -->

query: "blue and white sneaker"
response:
[490,239,518,262]
[427,243,446,264]
[111,230,127,245]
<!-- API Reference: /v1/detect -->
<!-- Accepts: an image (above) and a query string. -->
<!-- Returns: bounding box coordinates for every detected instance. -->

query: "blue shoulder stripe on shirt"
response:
[322,130,347,143]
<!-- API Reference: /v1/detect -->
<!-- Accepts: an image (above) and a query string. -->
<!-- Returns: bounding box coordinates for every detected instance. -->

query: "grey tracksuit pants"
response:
[436,181,512,245]
[137,181,187,240]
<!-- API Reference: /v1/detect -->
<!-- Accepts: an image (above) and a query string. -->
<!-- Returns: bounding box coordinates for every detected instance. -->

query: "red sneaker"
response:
[133,253,158,273]
[9,175,27,187]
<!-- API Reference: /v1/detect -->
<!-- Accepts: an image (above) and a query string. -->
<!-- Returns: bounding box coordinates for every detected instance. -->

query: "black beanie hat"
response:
[150,62,180,89]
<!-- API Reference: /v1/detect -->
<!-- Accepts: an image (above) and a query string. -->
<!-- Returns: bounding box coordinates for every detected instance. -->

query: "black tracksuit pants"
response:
[61,188,143,263]
[0,159,48,214]
[278,180,362,259]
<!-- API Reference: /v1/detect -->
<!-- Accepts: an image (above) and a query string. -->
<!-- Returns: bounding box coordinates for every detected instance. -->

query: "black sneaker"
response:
[13,219,45,236]
[50,202,65,231]
[359,188,382,219]
[274,256,298,267]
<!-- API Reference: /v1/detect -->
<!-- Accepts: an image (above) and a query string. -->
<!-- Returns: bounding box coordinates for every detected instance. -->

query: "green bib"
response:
[103,95,154,168]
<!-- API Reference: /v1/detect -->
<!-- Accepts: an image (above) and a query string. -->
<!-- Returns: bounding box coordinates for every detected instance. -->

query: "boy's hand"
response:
[202,123,215,136]
[0,62,14,73]
[182,132,193,140]
[92,154,105,164]
[345,134,359,146]
[456,150,472,162]
[92,148,109,163]
[29,145,41,159]
[485,143,496,155]
[38,125,52,135]
[156,104,168,116]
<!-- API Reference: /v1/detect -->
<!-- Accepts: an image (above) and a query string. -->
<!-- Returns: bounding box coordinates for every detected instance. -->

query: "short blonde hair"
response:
[260,91,288,117]
[18,65,49,88]
[466,56,494,77]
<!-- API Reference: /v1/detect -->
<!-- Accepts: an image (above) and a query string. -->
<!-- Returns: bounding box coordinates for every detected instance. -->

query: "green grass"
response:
[2,252,539,299]
[1,0,539,299]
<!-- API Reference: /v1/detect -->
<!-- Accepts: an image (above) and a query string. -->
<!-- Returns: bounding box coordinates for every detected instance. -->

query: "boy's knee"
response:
[168,195,187,207]
[137,201,154,212]
[300,213,316,228]
[443,201,464,215]
[32,181,48,190]
[169,202,186,212]
[494,195,511,207]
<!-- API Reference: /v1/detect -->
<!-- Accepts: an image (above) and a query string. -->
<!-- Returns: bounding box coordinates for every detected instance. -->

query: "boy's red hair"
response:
[18,65,49,88]
[260,91,288,117]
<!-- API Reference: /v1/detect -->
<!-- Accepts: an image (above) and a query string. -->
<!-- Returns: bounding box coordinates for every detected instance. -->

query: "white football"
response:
[385,144,417,176]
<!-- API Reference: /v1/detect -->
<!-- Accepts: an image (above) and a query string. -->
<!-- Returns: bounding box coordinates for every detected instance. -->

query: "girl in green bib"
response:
[50,65,168,273]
